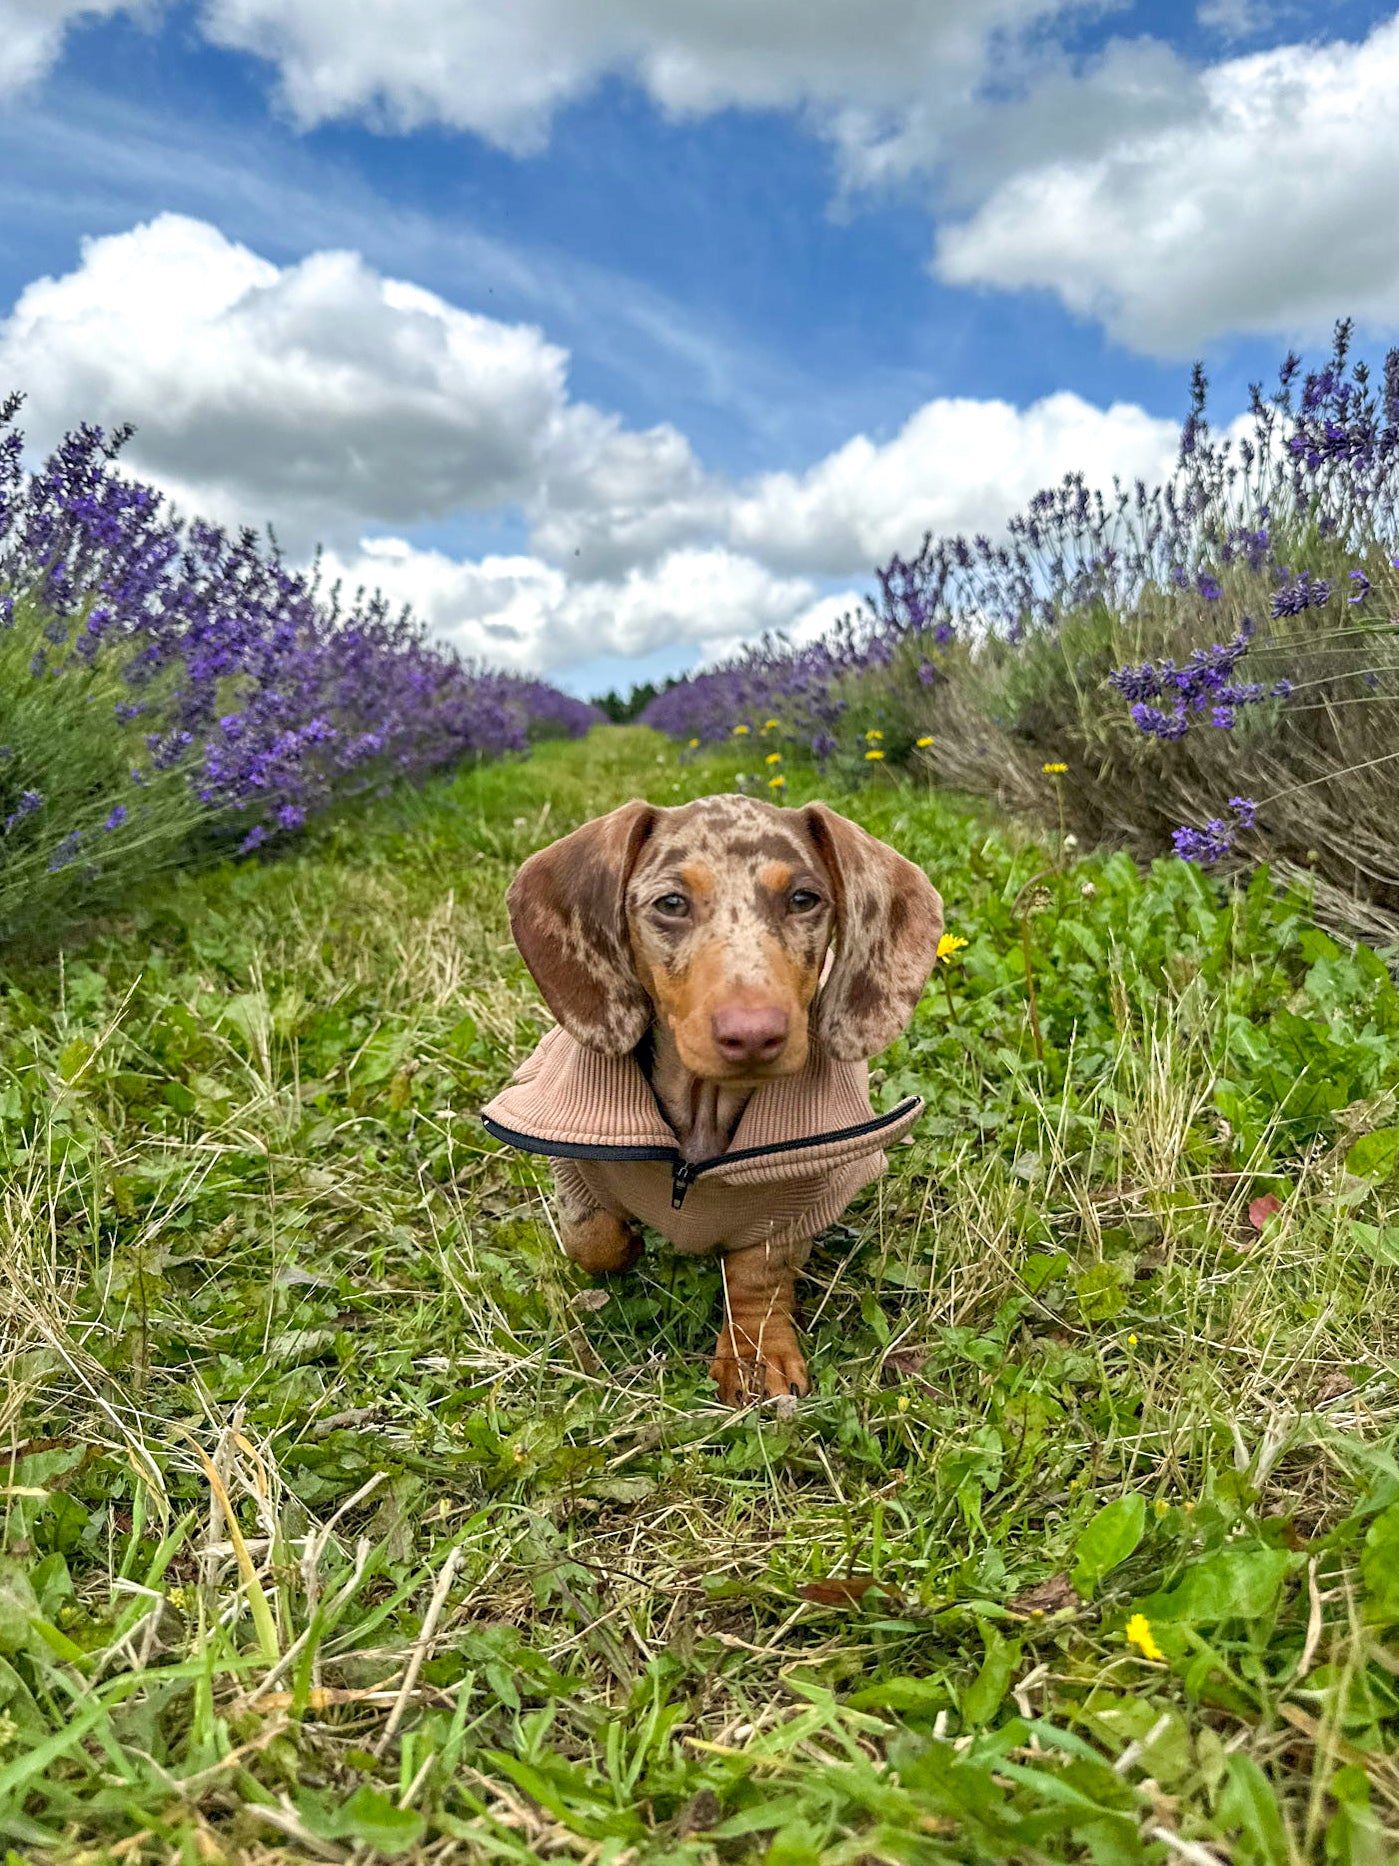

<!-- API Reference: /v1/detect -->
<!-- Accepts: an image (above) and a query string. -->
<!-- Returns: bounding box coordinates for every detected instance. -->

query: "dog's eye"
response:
[654,892,690,917]
[788,889,822,912]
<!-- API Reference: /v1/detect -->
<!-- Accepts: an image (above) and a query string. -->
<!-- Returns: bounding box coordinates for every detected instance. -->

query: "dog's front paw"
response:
[560,1211,642,1274]
[709,1326,809,1406]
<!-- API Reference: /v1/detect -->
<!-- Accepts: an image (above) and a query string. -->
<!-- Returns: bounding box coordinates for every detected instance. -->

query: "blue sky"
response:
[2,0,1396,693]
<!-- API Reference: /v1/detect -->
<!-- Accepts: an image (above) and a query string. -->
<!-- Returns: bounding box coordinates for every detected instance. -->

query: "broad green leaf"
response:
[1348,1221,1399,1267]
[763,1822,823,1866]
[1361,1502,1399,1622]
[960,1626,1020,1728]
[1137,1547,1292,1626]
[1072,1494,1146,1595]
[1219,1754,1289,1866]
[1074,1262,1127,1323]
[322,1787,425,1855]
[1345,1127,1399,1182]
[0,1563,38,1656]
[1023,1250,1070,1293]
[849,1676,951,1714]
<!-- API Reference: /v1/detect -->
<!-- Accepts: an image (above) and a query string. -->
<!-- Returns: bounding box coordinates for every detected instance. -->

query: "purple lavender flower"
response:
[1229,796,1258,829]
[3,789,42,832]
[1129,702,1189,740]
[1173,819,1235,864]
[1348,569,1371,605]
[1174,795,1257,865]
[47,830,82,871]
[104,805,127,830]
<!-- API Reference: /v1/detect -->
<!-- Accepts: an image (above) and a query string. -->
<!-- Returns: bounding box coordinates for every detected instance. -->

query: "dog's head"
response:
[506,793,943,1080]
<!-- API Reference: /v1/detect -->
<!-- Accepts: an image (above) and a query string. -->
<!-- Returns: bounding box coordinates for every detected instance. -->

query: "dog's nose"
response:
[711,1004,790,1065]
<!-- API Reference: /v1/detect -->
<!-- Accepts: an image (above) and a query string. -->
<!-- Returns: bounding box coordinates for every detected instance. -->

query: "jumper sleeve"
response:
[552,1155,603,1226]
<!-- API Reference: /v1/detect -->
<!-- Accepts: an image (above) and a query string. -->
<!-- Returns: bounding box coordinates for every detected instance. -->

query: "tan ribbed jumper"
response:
[481,1023,923,1268]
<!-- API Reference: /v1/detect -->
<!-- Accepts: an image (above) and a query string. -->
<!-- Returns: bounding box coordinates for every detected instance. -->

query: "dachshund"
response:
[482,793,943,1403]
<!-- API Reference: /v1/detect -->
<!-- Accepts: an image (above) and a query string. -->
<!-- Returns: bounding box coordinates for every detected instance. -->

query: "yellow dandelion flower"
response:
[1125,1614,1165,1662]
[1042,761,1068,775]
[865,749,885,761]
[865,729,884,741]
[768,774,787,790]
[763,718,780,731]
[733,724,750,736]
[687,738,699,749]
[1127,1333,1138,1346]
[765,751,783,765]
[937,934,969,961]
[916,735,934,748]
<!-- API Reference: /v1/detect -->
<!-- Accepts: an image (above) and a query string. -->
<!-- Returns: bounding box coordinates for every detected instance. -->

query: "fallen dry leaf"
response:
[1314,1370,1357,1406]
[884,1347,930,1378]
[676,1788,721,1837]
[1007,1574,1080,1618]
[797,1575,890,1607]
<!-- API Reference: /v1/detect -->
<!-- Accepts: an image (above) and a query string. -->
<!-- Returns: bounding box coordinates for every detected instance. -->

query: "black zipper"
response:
[481,1096,921,1210]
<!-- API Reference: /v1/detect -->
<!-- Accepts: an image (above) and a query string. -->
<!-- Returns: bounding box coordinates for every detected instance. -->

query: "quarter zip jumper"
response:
[481,1024,924,1261]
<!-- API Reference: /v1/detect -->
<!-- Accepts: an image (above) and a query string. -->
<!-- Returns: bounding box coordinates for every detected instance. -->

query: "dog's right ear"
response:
[506,800,658,1053]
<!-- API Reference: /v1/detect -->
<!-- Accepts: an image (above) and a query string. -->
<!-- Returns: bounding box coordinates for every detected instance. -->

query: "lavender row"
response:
[642,324,1399,915]
[0,395,598,920]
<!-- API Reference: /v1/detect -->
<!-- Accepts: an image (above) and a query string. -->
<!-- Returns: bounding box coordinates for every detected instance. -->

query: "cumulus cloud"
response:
[0,0,142,96]
[730,392,1177,575]
[0,213,564,539]
[10,1,1393,361]
[937,13,1399,354]
[0,213,709,551]
[194,0,1072,152]
[2,214,1184,676]
[323,537,850,675]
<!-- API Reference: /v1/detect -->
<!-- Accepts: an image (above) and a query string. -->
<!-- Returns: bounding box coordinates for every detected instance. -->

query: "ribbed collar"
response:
[482,1023,916,1161]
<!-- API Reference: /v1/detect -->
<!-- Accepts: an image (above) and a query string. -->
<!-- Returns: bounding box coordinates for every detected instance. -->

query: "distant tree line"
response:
[593,676,680,723]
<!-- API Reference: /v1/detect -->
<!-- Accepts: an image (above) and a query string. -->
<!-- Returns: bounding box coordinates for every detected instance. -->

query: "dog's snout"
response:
[711,1004,790,1065]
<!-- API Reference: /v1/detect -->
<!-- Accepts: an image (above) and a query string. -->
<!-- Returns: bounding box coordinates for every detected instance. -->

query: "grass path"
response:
[1,727,1396,1862]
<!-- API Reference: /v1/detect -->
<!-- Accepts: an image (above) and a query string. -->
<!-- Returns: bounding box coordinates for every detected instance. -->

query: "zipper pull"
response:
[671,1160,699,1209]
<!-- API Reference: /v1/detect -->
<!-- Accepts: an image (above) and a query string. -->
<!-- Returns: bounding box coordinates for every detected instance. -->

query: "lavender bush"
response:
[0,395,598,945]
[644,324,1399,937]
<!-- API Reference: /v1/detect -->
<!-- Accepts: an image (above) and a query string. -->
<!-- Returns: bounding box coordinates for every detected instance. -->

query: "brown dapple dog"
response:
[491,793,943,1403]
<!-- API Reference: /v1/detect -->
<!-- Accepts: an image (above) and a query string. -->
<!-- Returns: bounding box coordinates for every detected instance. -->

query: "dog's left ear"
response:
[506,800,658,1053]
[800,802,943,1061]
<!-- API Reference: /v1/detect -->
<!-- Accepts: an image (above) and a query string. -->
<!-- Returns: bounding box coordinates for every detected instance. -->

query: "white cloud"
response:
[325,537,845,674]
[937,13,1399,354]
[0,0,142,96]
[1195,0,1278,41]
[0,213,698,550]
[195,0,1074,151]
[729,392,1177,575]
[1,214,1182,677]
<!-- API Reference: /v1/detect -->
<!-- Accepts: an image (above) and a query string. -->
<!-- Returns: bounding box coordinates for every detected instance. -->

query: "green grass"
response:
[1,725,1397,1863]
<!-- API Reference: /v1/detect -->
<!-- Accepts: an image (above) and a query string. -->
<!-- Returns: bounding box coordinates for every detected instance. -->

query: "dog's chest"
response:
[571,1153,879,1260]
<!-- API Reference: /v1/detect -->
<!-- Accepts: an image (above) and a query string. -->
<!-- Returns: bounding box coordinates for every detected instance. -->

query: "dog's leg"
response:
[553,1160,642,1274]
[710,1242,809,1405]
